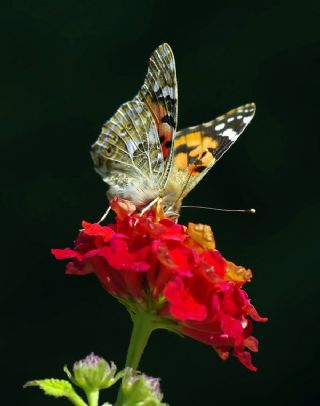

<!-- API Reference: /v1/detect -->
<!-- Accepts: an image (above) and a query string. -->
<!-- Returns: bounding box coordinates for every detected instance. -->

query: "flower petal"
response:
[110,197,136,220]
[164,278,207,321]
[235,350,257,372]
[82,221,114,242]
[187,223,215,250]
[51,248,81,260]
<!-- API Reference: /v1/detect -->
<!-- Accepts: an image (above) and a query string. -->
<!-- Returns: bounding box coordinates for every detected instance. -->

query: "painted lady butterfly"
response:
[91,44,255,217]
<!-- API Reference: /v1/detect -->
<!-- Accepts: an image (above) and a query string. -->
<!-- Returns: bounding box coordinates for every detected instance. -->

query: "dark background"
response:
[2,1,319,405]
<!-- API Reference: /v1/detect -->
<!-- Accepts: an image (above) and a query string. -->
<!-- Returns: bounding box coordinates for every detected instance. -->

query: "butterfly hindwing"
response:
[91,100,164,205]
[165,103,256,200]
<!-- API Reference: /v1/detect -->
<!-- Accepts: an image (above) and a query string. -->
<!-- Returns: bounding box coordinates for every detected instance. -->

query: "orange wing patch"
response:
[175,151,188,170]
[174,131,217,174]
[144,95,173,159]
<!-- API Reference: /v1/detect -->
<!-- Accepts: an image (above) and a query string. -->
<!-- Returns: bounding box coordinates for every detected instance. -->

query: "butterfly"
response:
[91,43,255,218]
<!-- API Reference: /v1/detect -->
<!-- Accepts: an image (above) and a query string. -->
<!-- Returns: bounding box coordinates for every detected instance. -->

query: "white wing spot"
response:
[215,123,225,131]
[227,117,235,122]
[203,122,212,128]
[126,140,138,156]
[237,115,243,119]
[222,128,238,141]
[162,85,174,98]
[243,116,252,124]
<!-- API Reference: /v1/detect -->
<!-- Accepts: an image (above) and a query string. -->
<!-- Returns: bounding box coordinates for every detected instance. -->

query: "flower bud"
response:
[64,353,118,392]
[121,368,166,406]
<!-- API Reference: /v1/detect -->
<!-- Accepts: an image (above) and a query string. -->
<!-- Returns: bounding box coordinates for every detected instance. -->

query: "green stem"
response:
[68,391,88,406]
[87,390,99,406]
[115,311,155,405]
[125,312,154,369]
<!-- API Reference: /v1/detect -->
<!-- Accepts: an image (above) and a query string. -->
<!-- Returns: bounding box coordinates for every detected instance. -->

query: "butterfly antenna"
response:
[181,205,256,214]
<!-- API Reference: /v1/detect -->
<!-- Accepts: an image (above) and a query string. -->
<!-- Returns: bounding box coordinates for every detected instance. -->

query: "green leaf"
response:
[24,379,72,397]
[24,379,88,406]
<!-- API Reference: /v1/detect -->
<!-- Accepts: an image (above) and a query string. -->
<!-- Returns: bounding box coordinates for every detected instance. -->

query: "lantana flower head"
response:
[52,198,267,371]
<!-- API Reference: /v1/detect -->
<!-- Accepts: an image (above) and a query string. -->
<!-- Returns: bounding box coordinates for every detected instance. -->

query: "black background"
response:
[2,1,320,405]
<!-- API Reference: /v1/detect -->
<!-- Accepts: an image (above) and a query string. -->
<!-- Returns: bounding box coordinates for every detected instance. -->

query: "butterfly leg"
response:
[97,206,111,224]
[139,196,160,216]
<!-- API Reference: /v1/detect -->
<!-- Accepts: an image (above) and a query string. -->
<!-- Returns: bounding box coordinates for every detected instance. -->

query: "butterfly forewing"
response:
[135,43,178,164]
[91,43,178,207]
[164,103,256,200]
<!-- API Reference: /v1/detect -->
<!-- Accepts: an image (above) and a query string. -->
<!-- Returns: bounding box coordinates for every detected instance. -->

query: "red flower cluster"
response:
[52,198,267,371]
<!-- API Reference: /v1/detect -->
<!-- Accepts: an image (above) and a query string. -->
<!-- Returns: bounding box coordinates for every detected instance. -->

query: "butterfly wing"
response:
[91,43,178,207]
[91,100,164,206]
[135,43,178,173]
[163,103,256,206]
